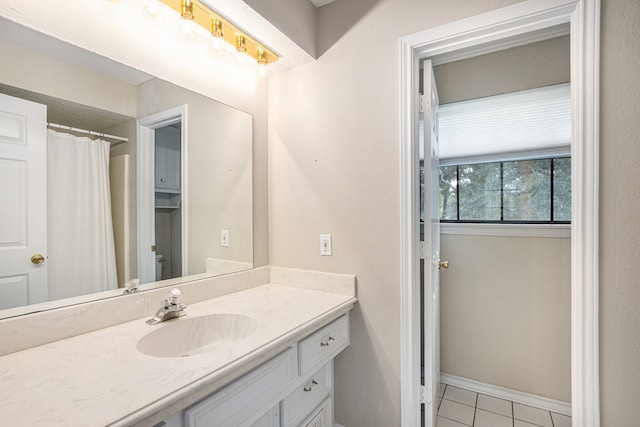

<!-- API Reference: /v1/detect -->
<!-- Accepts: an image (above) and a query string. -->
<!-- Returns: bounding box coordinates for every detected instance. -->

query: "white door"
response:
[0,93,48,309]
[422,59,441,427]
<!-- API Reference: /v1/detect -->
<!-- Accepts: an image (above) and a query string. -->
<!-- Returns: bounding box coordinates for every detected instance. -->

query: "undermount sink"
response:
[137,313,258,358]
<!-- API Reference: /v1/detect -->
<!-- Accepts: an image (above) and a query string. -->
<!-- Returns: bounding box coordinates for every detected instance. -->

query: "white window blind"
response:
[438,83,571,161]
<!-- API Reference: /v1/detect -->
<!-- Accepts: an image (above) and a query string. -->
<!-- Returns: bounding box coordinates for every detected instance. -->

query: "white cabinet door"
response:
[249,405,280,427]
[302,398,331,427]
[0,93,48,309]
[155,126,181,191]
[184,348,296,427]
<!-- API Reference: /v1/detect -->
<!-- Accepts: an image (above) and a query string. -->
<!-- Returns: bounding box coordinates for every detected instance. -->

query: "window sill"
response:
[440,223,570,238]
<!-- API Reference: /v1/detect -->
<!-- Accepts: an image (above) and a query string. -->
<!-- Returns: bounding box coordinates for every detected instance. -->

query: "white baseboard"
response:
[440,373,571,416]
[334,423,345,427]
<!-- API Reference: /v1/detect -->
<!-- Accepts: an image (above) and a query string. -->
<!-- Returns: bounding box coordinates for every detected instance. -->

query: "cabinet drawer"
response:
[301,397,331,427]
[283,363,332,426]
[298,314,349,376]
[185,347,296,427]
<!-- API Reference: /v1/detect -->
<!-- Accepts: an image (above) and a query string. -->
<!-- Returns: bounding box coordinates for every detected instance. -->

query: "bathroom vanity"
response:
[0,268,356,426]
[163,313,349,427]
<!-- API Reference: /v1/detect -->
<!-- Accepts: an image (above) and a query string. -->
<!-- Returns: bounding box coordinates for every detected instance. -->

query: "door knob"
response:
[438,260,449,269]
[31,254,45,264]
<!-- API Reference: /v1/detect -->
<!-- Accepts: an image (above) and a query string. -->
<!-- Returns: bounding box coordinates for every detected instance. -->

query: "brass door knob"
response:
[31,254,45,264]
[438,260,449,269]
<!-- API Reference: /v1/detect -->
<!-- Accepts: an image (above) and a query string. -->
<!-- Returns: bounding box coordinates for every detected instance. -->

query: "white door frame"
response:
[137,105,188,283]
[399,1,600,426]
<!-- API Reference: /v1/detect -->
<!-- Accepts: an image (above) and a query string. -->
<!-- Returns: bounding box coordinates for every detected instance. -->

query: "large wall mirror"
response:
[0,17,253,319]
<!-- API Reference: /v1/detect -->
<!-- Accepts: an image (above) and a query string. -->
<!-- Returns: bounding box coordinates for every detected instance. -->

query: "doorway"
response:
[425,36,573,426]
[399,1,600,427]
[137,105,188,285]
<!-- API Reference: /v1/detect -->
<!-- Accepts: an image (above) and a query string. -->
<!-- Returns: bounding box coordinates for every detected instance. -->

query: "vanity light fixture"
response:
[235,35,253,65]
[181,0,194,19]
[179,0,198,38]
[236,35,247,53]
[210,18,224,49]
[157,0,279,71]
[257,48,267,78]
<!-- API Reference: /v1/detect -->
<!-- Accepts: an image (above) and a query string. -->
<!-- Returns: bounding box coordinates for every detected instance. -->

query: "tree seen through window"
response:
[437,157,571,223]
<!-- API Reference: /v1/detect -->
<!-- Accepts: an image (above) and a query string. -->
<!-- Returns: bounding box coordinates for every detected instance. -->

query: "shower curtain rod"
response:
[47,122,129,144]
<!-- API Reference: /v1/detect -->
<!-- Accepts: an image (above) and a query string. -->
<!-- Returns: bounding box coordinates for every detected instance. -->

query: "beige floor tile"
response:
[437,416,470,427]
[443,385,478,407]
[513,403,553,427]
[474,408,513,427]
[551,412,572,427]
[438,399,475,426]
[514,420,542,427]
[476,394,512,417]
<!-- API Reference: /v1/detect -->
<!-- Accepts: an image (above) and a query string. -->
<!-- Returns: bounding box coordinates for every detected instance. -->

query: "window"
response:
[439,157,571,223]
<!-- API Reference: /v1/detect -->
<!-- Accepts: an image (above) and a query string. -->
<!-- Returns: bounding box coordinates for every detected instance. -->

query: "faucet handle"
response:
[168,288,182,304]
[123,278,140,294]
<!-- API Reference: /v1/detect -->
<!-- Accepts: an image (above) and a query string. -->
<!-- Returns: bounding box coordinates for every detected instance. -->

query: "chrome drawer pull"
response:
[304,380,318,392]
[320,336,335,347]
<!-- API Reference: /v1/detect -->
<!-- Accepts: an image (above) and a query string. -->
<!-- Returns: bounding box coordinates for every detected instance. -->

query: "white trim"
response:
[440,373,571,416]
[137,105,189,284]
[430,22,570,66]
[399,24,422,427]
[439,146,571,166]
[136,124,155,284]
[400,1,599,427]
[440,223,570,238]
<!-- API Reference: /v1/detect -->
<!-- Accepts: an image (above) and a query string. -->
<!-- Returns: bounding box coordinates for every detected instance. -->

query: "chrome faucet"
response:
[146,288,187,325]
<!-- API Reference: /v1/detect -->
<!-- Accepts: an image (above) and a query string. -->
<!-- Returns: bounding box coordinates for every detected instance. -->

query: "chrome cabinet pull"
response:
[320,336,335,347]
[303,380,318,392]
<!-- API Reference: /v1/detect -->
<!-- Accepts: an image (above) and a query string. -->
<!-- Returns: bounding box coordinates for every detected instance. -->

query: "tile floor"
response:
[436,384,571,427]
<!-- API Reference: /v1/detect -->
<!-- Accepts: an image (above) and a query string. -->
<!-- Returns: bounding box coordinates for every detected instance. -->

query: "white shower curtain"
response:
[47,129,118,299]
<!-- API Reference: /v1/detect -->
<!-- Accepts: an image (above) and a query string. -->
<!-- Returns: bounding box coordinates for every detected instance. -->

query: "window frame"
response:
[438,156,572,225]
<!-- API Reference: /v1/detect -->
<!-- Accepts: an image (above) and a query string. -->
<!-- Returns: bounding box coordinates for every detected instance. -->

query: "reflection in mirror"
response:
[0,21,253,318]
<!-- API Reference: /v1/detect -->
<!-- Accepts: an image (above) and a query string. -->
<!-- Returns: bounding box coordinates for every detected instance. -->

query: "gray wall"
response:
[434,35,570,104]
[138,78,254,274]
[269,0,640,425]
[434,33,572,402]
[599,0,640,425]
[440,233,571,402]
[269,1,522,425]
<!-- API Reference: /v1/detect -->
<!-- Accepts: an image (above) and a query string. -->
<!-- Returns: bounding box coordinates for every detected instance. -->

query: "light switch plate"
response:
[320,234,332,256]
[221,229,229,247]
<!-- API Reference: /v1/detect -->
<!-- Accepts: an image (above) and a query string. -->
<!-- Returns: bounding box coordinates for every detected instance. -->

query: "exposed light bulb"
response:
[210,18,224,50]
[256,48,268,78]
[143,0,162,19]
[257,63,267,78]
[181,18,198,40]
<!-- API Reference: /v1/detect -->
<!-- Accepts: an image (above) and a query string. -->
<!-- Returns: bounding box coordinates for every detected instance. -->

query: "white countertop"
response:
[0,283,356,426]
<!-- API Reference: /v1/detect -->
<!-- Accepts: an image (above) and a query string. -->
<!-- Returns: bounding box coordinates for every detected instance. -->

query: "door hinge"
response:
[420,241,428,260]
[419,94,430,113]
[419,385,432,404]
